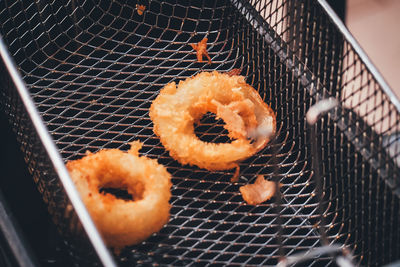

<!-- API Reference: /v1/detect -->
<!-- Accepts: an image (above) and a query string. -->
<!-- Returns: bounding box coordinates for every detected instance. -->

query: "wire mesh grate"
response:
[1,0,400,266]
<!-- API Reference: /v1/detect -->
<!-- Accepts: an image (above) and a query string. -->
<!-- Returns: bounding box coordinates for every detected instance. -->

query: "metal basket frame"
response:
[1,0,399,266]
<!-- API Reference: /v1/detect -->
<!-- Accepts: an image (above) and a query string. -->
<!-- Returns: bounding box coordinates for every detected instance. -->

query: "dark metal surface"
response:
[0,112,74,267]
[0,187,37,267]
[0,0,399,266]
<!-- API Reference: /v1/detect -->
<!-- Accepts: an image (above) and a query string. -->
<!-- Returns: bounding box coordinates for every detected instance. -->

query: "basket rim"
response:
[318,0,400,114]
[0,35,117,267]
[1,1,399,266]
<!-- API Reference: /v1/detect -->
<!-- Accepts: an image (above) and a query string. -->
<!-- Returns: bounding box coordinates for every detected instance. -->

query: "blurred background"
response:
[347,0,400,96]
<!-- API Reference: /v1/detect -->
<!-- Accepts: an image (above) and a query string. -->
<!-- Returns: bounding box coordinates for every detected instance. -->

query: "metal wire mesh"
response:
[0,0,400,266]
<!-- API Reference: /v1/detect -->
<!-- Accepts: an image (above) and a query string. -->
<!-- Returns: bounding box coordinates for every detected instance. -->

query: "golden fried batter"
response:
[66,141,171,250]
[150,71,276,175]
[240,175,279,205]
[191,38,212,64]
[136,4,146,15]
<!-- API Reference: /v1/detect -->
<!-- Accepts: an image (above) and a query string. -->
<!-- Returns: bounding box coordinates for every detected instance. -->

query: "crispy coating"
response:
[190,38,211,64]
[239,175,278,205]
[66,141,171,250]
[149,71,276,172]
[226,68,241,76]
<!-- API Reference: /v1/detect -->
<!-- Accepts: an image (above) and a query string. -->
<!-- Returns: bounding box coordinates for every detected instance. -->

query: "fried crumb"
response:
[136,4,146,15]
[239,175,281,205]
[231,164,240,183]
[227,68,241,76]
[190,37,211,64]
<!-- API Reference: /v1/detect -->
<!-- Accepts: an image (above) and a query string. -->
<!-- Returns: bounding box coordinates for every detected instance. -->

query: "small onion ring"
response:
[150,71,276,173]
[66,141,172,250]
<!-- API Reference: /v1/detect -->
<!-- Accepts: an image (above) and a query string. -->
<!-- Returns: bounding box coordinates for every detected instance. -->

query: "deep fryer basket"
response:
[1,0,400,266]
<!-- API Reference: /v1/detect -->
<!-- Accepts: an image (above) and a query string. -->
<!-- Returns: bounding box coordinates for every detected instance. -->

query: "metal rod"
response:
[318,0,400,114]
[307,98,339,246]
[309,123,330,246]
[0,35,117,267]
[270,133,285,259]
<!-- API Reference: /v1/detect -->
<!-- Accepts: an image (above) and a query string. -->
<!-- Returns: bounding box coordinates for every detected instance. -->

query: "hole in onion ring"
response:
[98,180,145,201]
[99,187,134,201]
[194,112,232,144]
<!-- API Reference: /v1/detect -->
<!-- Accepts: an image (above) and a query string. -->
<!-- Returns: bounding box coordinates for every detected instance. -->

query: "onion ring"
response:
[66,141,172,250]
[149,71,276,174]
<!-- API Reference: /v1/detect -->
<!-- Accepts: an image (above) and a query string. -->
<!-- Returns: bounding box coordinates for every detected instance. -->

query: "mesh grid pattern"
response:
[0,0,400,266]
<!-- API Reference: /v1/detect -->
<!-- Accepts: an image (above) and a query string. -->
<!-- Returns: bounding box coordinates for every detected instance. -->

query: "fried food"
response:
[136,4,146,15]
[150,71,276,176]
[226,68,241,76]
[190,38,211,64]
[239,175,279,205]
[66,141,171,250]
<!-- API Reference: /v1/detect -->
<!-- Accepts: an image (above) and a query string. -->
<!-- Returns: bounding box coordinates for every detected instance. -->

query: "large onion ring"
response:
[66,141,172,250]
[150,71,276,172]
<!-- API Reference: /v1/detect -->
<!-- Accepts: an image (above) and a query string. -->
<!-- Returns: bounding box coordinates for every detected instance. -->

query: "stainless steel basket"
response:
[1,0,399,266]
